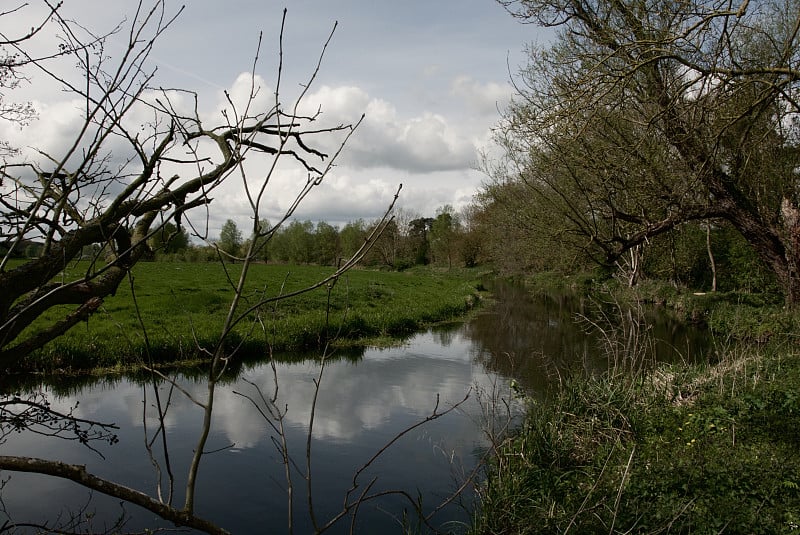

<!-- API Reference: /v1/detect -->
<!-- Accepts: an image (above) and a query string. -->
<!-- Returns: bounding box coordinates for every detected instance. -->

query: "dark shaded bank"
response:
[467,279,711,394]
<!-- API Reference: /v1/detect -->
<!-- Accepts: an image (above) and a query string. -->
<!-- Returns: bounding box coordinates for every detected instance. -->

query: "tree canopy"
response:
[488,0,800,302]
[218,219,243,257]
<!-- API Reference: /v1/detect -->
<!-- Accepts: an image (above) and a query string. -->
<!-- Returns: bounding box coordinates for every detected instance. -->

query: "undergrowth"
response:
[472,318,800,534]
[472,280,800,535]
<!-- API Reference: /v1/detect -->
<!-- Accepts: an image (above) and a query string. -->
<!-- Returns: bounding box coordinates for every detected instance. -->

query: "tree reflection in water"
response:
[464,280,709,396]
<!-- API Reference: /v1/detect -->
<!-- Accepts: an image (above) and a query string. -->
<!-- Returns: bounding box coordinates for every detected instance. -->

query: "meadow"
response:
[18,262,484,373]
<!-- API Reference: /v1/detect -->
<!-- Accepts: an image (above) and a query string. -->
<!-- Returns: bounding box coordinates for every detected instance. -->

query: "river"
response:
[0,284,708,533]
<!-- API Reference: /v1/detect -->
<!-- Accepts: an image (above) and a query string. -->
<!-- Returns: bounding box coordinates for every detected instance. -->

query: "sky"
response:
[1,1,548,238]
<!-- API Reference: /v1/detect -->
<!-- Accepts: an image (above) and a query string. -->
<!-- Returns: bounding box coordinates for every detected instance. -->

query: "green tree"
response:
[218,219,243,257]
[242,218,272,261]
[149,222,190,255]
[313,221,339,265]
[408,217,433,266]
[495,0,800,301]
[340,219,367,261]
[429,205,459,268]
[282,220,315,264]
[469,183,580,273]
[457,204,482,268]
[364,219,400,268]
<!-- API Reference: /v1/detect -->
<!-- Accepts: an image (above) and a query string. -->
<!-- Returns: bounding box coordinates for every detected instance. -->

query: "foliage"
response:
[313,221,340,265]
[429,205,460,268]
[470,183,595,274]
[339,219,367,260]
[217,219,243,257]
[489,0,800,304]
[149,222,190,255]
[139,204,487,271]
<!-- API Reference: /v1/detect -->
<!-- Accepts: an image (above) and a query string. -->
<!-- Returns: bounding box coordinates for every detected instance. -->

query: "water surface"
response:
[0,284,708,533]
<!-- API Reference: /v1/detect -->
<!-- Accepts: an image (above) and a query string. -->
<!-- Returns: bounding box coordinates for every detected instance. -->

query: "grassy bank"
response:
[472,278,800,534]
[17,262,484,373]
[524,270,800,343]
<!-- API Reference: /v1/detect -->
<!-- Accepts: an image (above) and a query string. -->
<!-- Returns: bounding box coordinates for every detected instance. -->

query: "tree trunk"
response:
[781,198,800,307]
[706,223,717,292]
[721,197,800,308]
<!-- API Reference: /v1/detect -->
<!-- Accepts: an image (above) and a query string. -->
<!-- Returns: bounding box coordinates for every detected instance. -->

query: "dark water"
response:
[0,283,709,533]
[468,283,710,394]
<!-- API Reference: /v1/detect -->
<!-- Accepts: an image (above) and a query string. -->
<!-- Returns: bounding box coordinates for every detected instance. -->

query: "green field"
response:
[18,262,485,373]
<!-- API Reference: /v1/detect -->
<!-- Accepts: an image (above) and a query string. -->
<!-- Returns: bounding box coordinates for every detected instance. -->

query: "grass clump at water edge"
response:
[471,342,800,534]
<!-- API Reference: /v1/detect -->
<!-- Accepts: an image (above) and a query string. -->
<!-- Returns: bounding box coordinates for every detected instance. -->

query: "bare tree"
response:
[0,1,370,532]
[0,3,478,533]
[0,1,354,367]
[494,0,800,303]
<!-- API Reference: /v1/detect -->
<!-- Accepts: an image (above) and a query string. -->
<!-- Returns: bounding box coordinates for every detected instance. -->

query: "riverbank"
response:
[471,275,800,533]
[15,262,485,374]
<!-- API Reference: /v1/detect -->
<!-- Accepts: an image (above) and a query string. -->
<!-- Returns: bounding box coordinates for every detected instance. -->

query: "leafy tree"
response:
[469,183,583,273]
[340,219,367,260]
[313,221,339,265]
[149,222,190,255]
[218,219,243,257]
[456,204,482,268]
[267,221,316,264]
[495,0,800,302]
[408,217,434,266]
[641,222,711,288]
[429,205,460,268]
[280,220,315,264]
[241,218,272,261]
[364,219,400,268]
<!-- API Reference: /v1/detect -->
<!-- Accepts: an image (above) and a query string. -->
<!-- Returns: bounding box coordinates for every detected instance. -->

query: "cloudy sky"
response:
[2,1,547,237]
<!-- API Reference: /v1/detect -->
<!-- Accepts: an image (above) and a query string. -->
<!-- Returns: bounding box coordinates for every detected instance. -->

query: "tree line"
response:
[161,0,800,303]
[146,204,481,270]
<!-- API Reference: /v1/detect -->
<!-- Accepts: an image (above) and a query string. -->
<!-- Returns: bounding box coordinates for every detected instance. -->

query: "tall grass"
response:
[472,292,800,534]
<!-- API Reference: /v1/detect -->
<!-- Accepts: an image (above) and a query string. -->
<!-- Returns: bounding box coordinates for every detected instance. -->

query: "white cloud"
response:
[450,76,514,117]
[296,85,478,173]
[217,72,276,121]
[0,0,536,235]
[1,70,487,241]
[2,99,84,164]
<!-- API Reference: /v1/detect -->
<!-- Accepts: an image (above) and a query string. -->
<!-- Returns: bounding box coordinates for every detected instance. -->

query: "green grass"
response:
[471,278,800,534]
[15,262,484,372]
[472,341,800,534]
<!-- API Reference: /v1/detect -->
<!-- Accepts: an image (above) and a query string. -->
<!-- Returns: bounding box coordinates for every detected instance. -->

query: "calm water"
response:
[0,285,708,533]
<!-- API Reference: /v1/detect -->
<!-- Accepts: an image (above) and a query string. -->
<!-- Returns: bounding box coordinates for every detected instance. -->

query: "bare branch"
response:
[0,456,228,534]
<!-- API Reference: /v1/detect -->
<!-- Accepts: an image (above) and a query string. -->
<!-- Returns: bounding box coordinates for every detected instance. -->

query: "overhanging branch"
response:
[0,456,228,534]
